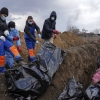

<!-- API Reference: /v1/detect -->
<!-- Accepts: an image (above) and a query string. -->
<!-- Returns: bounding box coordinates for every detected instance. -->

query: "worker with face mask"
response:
[41,11,59,44]
[24,16,41,62]
[5,21,22,68]
[0,7,23,72]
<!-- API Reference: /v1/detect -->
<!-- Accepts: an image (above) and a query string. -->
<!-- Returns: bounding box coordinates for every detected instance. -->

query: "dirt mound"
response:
[19,32,84,61]
[54,32,84,49]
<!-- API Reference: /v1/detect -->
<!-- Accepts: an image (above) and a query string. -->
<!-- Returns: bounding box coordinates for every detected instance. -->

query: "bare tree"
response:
[67,26,80,34]
[82,28,88,33]
[93,29,100,34]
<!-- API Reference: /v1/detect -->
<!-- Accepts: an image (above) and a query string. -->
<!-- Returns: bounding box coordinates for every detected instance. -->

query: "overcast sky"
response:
[0,0,100,32]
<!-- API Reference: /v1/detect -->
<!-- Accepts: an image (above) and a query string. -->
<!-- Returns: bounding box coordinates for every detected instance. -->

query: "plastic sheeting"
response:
[85,83,100,100]
[97,56,100,68]
[5,43,66,100]
[92,69,100,84]
[58,77,84,100]
[58,77,100,100]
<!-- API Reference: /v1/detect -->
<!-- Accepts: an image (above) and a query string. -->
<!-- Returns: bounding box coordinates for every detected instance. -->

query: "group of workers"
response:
[0,7,59,73]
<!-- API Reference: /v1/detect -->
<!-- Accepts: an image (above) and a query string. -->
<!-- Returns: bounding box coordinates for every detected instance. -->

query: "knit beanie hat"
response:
[8,21,15,28]
[0,7,9,16]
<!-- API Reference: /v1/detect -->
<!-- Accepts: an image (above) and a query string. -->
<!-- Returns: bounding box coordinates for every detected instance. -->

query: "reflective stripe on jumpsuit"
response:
[0,39,21,72]
[24,26,36,62]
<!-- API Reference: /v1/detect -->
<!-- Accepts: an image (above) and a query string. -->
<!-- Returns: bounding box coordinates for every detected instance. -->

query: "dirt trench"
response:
[37,42,100,100]
[0,32,100,100]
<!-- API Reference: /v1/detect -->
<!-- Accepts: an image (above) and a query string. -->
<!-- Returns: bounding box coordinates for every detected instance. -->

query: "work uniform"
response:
[0,18,21,72]
[24,21,40,61]
[6,29,21,68]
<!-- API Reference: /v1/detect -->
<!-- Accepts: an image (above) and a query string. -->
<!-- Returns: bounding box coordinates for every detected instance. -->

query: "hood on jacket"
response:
[50,11,57,21]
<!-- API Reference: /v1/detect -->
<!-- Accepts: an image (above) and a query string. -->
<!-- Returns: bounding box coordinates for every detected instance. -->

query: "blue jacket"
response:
[6,29,21,46]
[42,11,57,39]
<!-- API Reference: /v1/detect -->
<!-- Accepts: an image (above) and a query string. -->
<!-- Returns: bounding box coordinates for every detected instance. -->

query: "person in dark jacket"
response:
[0,7,23,72]
[41,11,59,44]
[24,16,41,62]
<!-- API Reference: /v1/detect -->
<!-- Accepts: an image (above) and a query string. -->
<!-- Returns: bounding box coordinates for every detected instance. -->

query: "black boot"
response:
[16,58,27,66]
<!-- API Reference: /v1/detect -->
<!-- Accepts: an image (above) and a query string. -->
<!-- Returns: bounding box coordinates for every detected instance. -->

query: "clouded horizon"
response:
[0,0,100,32]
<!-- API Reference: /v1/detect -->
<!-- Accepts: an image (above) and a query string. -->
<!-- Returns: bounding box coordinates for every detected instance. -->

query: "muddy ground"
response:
[0,32,100,100]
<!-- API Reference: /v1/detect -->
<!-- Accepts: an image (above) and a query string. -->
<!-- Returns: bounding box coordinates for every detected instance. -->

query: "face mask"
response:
[28,21,33,25]
[10,28,15,31]
[1,16,6,21]
[51,17,55,21]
